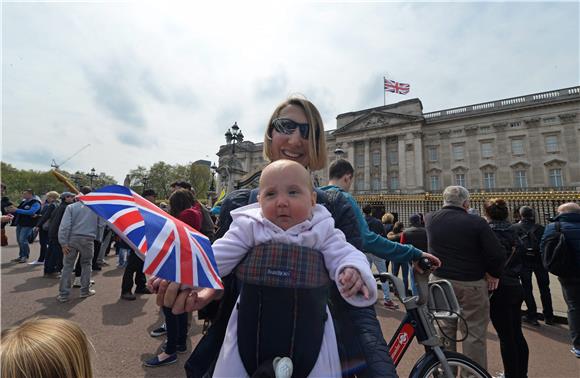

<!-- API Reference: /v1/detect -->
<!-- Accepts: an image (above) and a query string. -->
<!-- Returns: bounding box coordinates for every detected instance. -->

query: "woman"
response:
[382,212,395,234]
[484,198,529,378]
[388,221,411,294]
[31,191,59,266]
[156,97,429,377]
[144,189,201,367]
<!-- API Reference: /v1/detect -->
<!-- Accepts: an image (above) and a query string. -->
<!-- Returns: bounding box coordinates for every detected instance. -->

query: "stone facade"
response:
[215,86,580,195]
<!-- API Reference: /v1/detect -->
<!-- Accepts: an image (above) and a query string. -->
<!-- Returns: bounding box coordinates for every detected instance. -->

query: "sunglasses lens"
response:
[272,119,310,139]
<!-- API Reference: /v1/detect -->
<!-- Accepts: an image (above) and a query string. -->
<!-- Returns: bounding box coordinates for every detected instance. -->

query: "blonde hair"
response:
[1,318,93,378]
[382,212,394,224]
[263,96,328,171]
[45,191,60,201]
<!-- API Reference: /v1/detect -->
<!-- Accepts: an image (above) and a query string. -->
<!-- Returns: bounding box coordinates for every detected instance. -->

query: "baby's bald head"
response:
[260,159,313,190]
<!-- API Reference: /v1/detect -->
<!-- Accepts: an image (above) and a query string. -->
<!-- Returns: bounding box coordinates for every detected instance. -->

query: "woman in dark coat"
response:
[484,198,529,378]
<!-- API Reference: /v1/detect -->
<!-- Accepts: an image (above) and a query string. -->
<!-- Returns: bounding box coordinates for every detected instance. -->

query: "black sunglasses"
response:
[271,118,312,140]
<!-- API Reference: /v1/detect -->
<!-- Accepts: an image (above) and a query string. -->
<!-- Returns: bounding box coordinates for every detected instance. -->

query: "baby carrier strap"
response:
[236,242,331,377]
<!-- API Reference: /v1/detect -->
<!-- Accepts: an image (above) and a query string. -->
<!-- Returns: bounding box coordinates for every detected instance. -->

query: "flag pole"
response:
[383,76,386,106]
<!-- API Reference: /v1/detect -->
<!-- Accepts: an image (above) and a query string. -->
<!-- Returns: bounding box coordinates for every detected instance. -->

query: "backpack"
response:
[517,225,541,261]
[236,243,330,377]
[542,222,576,277]
[197,201,216,243]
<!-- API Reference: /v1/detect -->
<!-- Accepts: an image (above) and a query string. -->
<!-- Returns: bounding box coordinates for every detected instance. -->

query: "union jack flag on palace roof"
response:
[78,185,223,289]
[384,78,410,95]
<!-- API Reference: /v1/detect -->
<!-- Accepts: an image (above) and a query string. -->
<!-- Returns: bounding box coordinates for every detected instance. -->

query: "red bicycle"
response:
[376,260,491,378]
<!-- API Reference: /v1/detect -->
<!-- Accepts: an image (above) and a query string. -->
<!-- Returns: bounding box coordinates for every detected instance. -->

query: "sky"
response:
[2,1,579,183]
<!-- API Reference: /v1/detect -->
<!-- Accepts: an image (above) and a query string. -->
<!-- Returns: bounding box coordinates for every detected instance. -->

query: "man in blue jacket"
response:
[8,189,41,263]
[541,202,580,358]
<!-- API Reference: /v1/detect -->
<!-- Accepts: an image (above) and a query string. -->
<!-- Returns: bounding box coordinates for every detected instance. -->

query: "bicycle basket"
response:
[427,280,461,319]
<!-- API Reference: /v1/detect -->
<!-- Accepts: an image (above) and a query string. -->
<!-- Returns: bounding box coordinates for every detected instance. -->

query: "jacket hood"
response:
[231,202,332,234]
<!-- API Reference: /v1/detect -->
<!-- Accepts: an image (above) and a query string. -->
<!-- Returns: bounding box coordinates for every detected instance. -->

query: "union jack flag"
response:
[78,185,223,289]
[384,78,410,95]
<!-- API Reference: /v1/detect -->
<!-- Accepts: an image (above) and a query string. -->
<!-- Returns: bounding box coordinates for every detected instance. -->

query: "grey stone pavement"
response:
[1,227,579,377]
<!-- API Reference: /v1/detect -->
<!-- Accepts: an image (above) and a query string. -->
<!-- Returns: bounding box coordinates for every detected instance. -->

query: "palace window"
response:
[427,146,439,162]
[371,177,380,191]
[511,139,524,155]
[481,142,494,158]
[549,168,563,187]
[390,174,399,190]
[455,173,466,187]
[356,152,364,168]
[372,151,380,167]
[483,172,496,189]
[430,175,440,191]
[510,121,522,128]
[388,149,398,165]
[514,170,527,188]
[452,144,465,161]
[545,135,559,153]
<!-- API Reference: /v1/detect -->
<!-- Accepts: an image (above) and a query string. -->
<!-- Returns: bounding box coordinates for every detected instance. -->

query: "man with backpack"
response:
[512,206,554,326]
[541,202,580,358]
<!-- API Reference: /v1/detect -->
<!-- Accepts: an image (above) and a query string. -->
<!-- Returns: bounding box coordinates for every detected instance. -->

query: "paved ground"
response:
[1,227,579,377]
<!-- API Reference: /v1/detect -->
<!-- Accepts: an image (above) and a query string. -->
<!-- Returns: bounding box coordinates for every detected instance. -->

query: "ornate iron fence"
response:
[355,190,580,226]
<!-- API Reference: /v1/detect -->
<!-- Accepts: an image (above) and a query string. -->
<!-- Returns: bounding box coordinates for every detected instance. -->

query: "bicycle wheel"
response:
[410,350,491,378]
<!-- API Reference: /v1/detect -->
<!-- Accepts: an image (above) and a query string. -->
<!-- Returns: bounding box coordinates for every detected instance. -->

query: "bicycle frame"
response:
[378,271,456,377]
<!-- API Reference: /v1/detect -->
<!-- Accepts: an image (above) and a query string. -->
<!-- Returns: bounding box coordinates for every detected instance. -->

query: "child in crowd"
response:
[211,159,377,377]
[0,317,93,378]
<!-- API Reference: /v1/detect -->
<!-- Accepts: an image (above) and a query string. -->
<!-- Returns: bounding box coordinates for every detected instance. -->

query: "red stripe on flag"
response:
[176,224,193,285]
[144,232,175,275]
[112,210,143,233]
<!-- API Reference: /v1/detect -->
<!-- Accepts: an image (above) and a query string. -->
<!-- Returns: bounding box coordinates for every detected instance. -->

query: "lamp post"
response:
[142,176,149,189]
[87,168,98,187]
[224,122,244,192]
[208,162,217,206]
[334,147,345,160]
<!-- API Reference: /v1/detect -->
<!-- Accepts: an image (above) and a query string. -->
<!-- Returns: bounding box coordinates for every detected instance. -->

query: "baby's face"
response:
[258,162,316,231]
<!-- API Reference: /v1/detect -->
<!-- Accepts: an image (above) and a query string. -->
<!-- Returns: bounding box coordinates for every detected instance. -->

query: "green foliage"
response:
[0,161,116,201]
[127,161,212,201]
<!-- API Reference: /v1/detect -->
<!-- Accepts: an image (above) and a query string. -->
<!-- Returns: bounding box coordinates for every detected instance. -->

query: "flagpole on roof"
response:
[383,76,386,106]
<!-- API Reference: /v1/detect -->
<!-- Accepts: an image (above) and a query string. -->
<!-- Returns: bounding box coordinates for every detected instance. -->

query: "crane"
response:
[50,144,91,170]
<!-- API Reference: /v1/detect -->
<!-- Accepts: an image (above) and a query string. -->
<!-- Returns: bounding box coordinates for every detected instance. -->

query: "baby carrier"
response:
[236,242,330,377]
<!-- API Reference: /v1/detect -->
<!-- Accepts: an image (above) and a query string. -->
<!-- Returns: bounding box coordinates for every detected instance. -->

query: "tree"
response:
[1,162,116,201]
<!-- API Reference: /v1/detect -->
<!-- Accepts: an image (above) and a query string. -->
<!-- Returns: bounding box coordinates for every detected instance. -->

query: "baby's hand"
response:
[338,267,370,300]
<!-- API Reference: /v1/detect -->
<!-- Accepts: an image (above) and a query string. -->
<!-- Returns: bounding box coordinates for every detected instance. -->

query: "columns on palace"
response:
[364,140,370,190]
[413,132,424,190]
[381,137,388,189]
[398,136,407,189]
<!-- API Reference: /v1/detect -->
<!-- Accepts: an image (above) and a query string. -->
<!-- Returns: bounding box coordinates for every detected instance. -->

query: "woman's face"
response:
[269,104,310,168]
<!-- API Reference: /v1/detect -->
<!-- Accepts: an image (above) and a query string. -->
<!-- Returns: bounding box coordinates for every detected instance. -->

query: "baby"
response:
[212,159,377,378]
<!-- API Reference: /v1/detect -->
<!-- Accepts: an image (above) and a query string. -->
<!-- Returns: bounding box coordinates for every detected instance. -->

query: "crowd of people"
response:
[1,96,579,378]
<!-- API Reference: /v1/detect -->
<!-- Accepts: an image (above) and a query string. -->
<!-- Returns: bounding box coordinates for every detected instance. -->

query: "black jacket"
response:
[36,202,57,229]
[48,202,71,243]
[489,220,522,287]
[402,226,428,252]
[365,214,386,237]
[425,205,505,281]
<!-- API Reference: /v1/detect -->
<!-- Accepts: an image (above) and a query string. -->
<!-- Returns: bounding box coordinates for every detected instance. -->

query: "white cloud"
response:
[2,1,578,182]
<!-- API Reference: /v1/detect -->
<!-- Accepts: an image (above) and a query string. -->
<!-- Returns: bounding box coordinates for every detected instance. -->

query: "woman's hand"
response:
[338,267,370,300]
[485,273,500,291]
[147,276,222,314]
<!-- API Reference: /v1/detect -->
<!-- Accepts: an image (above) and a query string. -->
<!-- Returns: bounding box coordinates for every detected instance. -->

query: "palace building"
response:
[216,86,580,198]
